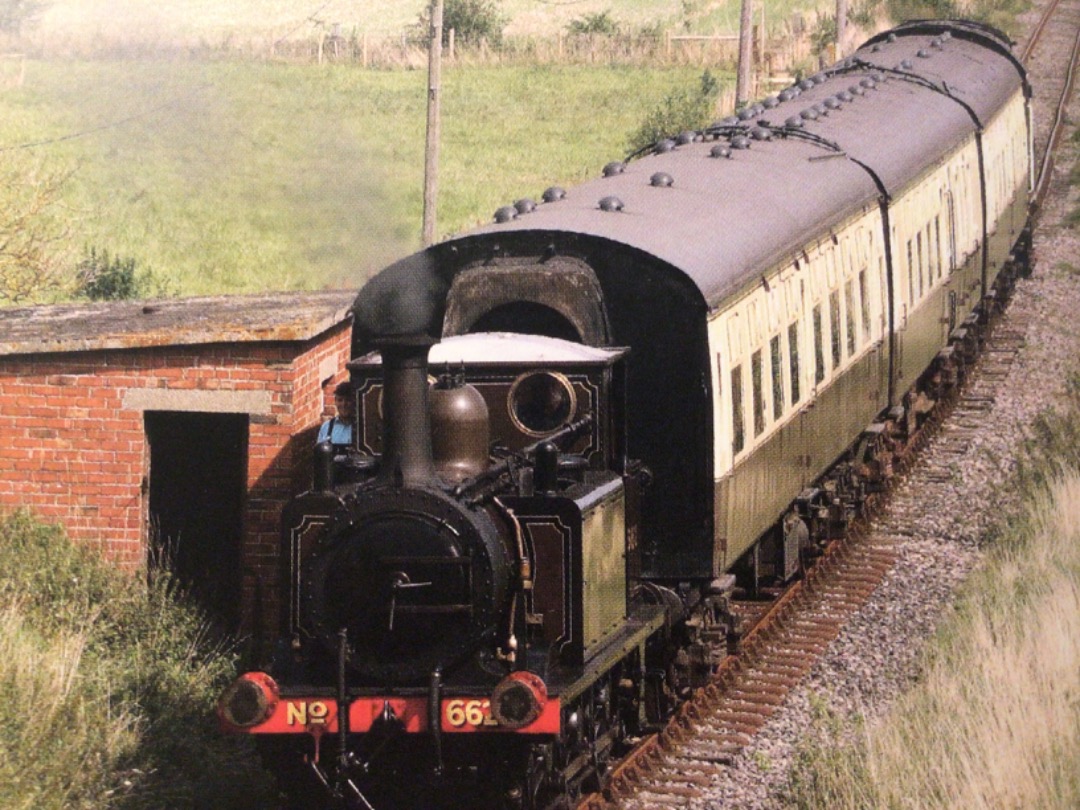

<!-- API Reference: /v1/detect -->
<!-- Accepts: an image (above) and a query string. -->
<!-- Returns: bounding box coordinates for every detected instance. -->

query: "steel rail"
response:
[1020,0,1063,62]
[1030,12,1080,209]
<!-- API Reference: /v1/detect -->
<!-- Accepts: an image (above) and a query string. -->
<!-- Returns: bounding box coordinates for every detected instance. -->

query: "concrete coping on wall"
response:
[0,291,356,357]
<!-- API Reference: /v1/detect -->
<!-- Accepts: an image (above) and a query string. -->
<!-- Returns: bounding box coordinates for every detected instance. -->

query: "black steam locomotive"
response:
[217,19,1032,809]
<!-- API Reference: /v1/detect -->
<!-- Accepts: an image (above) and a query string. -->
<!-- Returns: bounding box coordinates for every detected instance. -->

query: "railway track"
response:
[575,4,1080,808]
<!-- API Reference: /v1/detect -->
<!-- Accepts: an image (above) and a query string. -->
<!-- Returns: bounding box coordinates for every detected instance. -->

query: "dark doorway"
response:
[145,411,248,629]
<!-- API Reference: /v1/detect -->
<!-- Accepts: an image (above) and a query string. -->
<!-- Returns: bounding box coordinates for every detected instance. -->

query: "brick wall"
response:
[0,320,352,636]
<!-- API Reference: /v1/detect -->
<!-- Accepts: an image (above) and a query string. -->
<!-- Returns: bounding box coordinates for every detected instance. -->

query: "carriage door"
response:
[145,411,248,629]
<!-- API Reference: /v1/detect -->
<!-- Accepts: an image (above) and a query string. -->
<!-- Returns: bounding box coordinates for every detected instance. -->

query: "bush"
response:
[567,10,621,37]
[75,247,170,301]
[627,70,721,154]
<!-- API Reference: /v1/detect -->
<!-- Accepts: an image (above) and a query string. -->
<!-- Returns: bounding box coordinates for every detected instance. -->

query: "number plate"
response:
[442,698,500,730]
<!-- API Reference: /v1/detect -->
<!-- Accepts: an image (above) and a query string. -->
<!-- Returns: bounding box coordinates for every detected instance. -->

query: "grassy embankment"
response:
[1,61,710,297]
[0,512,276,809]
[786,380,1080,808]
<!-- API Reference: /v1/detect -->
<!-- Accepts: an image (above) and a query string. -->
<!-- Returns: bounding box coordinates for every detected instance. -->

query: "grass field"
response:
[2,60,712,296]
[3,0,848,301]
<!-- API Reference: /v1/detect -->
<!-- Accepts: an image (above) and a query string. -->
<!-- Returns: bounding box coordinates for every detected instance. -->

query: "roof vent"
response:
[800,108,819,121]
[870,72,884,82]
[720,115,740,127]
[710,144,733,158]
[750,126,772,141]
[654,139,676,154]
[785,116,804,128]
[942,31,951,41]
[542,186,566,203]
[763,96,780,108]
[860,77,877,89]
[811,73,828,85]
[931,37,944,49]
[838,90,854,102]
[798,78,815,91]
[917,48,931,58]
[598,196,624,212]
[813,102,829,116]
[494,206,518,223]
[823,96,841,110]
[898,59,913,70]
[850,84,865,96]
[737,107,756,121]
[602,161,625,177]
[871,44,881,52]
[778,88,797,102]
[751,103,766,115]
[730,135,751,150]
[676,130,697,144]
[514,198,536,214]
[650,171,674,187]
[887,32,897,42]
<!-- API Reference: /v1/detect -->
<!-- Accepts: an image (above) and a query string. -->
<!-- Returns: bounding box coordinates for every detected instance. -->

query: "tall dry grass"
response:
[0,511,277,809]
[788,386,1080,809]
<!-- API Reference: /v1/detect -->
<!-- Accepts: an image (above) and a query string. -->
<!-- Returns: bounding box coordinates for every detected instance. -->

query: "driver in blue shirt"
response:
[317,381,353,448]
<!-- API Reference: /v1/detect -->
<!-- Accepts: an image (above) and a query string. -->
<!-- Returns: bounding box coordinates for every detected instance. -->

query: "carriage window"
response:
[771,335,784,420]
[731,365,745,454]
[907,239,915,304]
[844,280,856,357]
[751,350,765,437]
[829,290,841,368]
[813,305,825,384]
[859,269,871,342]
[917,231,924,296]
[933,215,942,280]
[788,321,801,405]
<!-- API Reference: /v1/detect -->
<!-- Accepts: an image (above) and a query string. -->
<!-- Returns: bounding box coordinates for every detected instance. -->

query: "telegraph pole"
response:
[735,0,753,109]
[422,0,443,246]
[836,0,848,58]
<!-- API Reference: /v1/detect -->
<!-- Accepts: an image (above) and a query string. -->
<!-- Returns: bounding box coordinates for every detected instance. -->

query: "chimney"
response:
[375,335,437,488]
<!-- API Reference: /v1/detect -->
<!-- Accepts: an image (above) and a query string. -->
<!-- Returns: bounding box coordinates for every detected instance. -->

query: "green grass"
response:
[2,59,711,296]
[0,510,276,809]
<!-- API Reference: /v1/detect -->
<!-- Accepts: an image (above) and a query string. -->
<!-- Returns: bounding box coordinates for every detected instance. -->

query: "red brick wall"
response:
[0,321,352,637]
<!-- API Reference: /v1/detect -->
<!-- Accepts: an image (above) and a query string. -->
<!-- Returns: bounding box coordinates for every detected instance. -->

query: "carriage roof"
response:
[444,20,1026,312]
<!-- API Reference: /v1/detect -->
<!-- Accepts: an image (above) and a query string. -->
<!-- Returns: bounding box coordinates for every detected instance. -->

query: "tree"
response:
[0,0,48,35]
[416,0,505,47]
[0,157,72,305]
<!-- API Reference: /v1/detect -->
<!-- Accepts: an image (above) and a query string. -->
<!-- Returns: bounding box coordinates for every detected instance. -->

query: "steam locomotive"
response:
[217,19,1032,809]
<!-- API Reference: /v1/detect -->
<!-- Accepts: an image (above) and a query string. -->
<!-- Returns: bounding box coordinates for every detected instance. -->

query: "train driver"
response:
[317,381,354,449]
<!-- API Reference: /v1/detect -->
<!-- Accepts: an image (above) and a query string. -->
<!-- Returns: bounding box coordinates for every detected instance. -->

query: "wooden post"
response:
[735,0,753,109]
[422,0,443,246]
